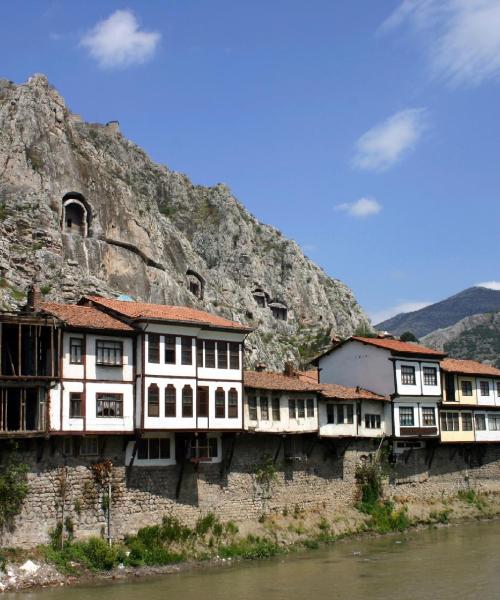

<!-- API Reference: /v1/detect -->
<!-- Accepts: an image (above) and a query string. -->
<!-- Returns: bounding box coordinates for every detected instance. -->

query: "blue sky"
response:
[1,1,500,323]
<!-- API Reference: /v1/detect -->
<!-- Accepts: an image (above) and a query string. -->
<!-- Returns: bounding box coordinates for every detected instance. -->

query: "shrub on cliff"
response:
[0,457,29,529]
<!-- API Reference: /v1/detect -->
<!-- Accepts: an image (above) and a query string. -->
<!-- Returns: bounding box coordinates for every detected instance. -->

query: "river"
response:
[7,519,500,599]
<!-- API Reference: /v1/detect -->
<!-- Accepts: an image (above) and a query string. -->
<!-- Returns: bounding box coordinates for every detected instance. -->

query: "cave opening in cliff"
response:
[62,193,91,237]
[186,270,205,300]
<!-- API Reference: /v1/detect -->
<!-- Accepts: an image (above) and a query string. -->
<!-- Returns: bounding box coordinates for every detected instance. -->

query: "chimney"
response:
[26,284,42,312]
[283,362,295,377]
[255,362,267,372]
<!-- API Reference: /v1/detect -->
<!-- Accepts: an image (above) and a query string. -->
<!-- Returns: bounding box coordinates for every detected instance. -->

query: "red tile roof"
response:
[350,336,446,357]
[84,296,252,331]
[244,371,321,392]
[41,303,134,332]
[318,383,387,402]
[440,358,500,378]
[298,369,319,384]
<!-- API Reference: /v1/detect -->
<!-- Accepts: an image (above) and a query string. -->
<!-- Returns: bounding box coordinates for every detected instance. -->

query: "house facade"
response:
[441,358,500,443]
[82,296,251,465]
[317,383,390,439]
[315,336,446,443]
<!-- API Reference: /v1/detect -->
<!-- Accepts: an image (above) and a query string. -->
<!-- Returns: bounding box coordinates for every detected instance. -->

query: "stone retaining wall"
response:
[3,435,500,548]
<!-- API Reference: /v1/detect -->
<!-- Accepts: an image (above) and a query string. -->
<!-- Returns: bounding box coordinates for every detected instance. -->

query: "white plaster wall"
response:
[82,382,134,432]
[143,376,197,430]
[475,411,500,442]
[61,332,134,382]
[319,341,394,396]
[144,332,196,378]
[49,385,62,431]
[420,361,442,396]
[244,392,318,433]
[318,400,391,438]
[318,400,356,437]
[61,380,84,432]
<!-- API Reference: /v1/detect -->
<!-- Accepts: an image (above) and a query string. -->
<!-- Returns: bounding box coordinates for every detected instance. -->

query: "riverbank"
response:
[2,488,500,593]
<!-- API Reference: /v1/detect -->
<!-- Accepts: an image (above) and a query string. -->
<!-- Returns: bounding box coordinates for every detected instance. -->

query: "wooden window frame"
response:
[215,388,226,418]
[401,365,416,386]
[96,339,123,367]
[205,340,216,368]
[306,398,314,417]
[96,393,123,417]
[164,335,176,364]
[248,395,257,421]
[217,341,228,369]
[260,396,269,420]
[69,392,83,418]
[182,385,193,418]
[229,343,240,370]
[399,406,415,427]
[364,414,381,429]
[421,406,436,426]
[147,383,160,417]
[461,380,473,396]
[423,367,437,386]
[181,337,193,366]
[148,333,160,364]
[69,337,83,365]
[228,388,238,418]
[165,385,176,418]
[271,396,280,421]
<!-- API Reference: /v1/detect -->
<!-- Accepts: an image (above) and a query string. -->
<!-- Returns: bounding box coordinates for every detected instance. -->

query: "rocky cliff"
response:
[422,312,500,368]
[0,74,368,368]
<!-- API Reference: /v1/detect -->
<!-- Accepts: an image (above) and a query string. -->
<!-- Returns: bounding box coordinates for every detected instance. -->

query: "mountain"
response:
[0,74,369,369]
[375,287,500,338]
[422,312,500,368]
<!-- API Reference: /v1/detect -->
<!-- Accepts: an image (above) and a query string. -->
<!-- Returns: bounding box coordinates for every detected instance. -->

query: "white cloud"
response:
[352,109,428,171]
[476,280,500,291]
[381,0,500,87]
[335,197,382,218]
[81,10,160,69]
[370,301,432,325]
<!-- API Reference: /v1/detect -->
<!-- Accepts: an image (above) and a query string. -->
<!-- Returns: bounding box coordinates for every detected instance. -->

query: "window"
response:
[228,388,238,418]
[147,383,159,417]
[461,412,473,431]
[440,411,459,431]
[215,388,225,418]
[165,335,176,364]
[197,340,204,367]
[181,337,192,365]
[229,343,240,370]
[205,341,215,368]
[272,396,280,421]
[337,404,353,424]
[248,395,257,420]
[401,365,416,385]
[69,392,82,418]
[260,396,269,420]
[182,386,193,417]
[217,342,228,369]
[497,381,500,396]
[421,407,436,426]
[96,393,123,417]
[137,437,170,460]
[423,367,437,386]
[297,399,305,419]
[165,385,176,417]
[488,414,500,431]
[148,334,160,363]
[326,404,335,424]
[197,387,209,418]
[475,414,486,431]
[480,381,490,397]
[288,398,296,419]
[70,338,83,364]
[306,399,315,418]
[399,406,414,427]
[96,340,123,366]
[80,436,99,456]
[461,380,473,396]
[365,414,381,429]
[190,434,218,460]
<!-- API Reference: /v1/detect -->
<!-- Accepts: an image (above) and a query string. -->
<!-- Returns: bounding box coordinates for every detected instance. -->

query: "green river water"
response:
[7,519,500,599]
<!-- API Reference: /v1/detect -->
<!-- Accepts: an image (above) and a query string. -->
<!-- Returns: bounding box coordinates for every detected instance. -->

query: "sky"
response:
[1,0,499,323]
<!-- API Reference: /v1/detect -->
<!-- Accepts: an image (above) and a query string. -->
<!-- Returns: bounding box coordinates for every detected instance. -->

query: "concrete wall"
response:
[5,435,500,548]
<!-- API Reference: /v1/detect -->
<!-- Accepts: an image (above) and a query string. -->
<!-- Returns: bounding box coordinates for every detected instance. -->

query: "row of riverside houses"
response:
[1,287,500,465]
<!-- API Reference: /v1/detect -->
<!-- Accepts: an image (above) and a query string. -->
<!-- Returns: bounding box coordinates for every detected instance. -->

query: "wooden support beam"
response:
[175,458,186,500]
[274,435,284,463]
[220,434,238,478]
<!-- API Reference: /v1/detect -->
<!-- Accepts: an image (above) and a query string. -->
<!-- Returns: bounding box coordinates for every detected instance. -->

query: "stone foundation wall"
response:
[3,435,500,548]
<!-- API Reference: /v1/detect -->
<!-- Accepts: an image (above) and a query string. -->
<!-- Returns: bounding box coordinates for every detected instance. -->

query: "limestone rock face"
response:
[0,74,369,368]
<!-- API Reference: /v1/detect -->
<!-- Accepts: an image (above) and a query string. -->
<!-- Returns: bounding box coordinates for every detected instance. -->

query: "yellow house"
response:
[440,358,500,443]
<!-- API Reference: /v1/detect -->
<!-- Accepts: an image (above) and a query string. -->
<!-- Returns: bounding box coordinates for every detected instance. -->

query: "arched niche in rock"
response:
[186,269,205,300]
[61,192,92,237]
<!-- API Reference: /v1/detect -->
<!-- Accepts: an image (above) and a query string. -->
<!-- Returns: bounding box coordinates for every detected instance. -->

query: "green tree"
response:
[400,331,419,343]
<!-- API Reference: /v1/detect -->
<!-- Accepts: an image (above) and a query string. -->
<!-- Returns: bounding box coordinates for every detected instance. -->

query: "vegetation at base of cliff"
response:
[0,453,29,529]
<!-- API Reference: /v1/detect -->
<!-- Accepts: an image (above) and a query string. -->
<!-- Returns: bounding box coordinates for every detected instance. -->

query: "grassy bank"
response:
[2,488,500,591]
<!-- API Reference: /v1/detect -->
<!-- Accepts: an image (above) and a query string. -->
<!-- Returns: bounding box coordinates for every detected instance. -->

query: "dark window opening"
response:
[0,387,46,432]
[215,388,226,418]
[197,387,209,418]
[181,337,192,365]
[229,343,240,370]
[461,380,473,396]
[189,434,218,461]
[182,385,193,417]
[401,365,416,386]
[217,341,228,369]
[138,437,170,460]
[228,388,238,418]
[148,334,160,364]
[326,403,335,424]
[205,341,215,368]
[423,367,437,386]
[248,395,257,420]
[96,340,123,366]
[164,335,176,364]
[70,392,83,418]
[148,383,160,417]
[272,396,280,421]
[165,385,176,417]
